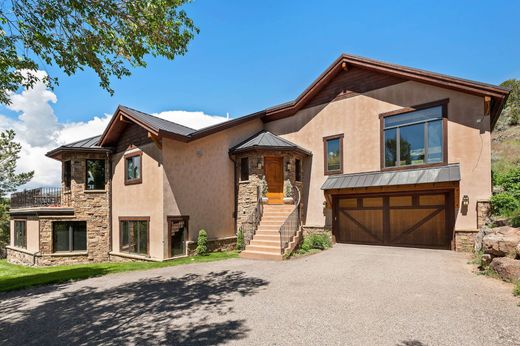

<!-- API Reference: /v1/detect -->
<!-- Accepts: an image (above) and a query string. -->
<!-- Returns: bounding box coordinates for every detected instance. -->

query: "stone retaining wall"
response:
[454,230,477,252]
[187,237,237,255]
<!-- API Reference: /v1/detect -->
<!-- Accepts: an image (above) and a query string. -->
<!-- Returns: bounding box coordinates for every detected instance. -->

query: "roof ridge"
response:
[119,105,197,133]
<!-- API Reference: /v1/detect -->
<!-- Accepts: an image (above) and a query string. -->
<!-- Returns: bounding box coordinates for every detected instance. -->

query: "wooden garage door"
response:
[334,192,453,249]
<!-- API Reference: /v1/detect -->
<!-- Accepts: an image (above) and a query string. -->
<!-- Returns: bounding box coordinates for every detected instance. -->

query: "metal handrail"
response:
[239,185,264,246]
[279,185,301,254]
[10,187,69,209]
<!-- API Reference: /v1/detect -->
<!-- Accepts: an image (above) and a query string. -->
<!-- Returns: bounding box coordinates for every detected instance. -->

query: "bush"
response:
[236,228,245,251]
[514,282,520,297]
[300,233,332,252]
[195,229,208,256]
[491,193,520,216]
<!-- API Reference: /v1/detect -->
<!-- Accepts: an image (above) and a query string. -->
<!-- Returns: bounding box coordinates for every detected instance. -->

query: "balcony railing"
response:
[10,187,69,209]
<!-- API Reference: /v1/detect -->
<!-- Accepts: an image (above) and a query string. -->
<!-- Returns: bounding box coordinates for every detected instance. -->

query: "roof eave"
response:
[45,147,112,161]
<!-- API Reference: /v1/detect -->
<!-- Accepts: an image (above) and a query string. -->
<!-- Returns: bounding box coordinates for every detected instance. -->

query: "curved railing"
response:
[279,185,301,253]
[239,185,263,246]
[10,187,70,209]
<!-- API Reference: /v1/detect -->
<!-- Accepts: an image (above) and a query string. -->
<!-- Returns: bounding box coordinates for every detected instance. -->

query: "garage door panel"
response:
[335,191,452,249]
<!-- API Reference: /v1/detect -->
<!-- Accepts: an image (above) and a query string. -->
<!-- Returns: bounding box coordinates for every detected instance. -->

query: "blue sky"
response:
[3,0,520,123]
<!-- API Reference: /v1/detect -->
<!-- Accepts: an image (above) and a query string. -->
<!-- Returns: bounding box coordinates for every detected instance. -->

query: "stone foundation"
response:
[454,230,478,252]
[187,236,236,255]
[6,247,37,266]
[302,226,333,242]
[477,200,491,229]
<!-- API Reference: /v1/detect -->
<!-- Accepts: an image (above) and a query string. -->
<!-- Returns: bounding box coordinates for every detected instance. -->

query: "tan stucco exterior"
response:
[266,80,490,231]
[9,218,39,252]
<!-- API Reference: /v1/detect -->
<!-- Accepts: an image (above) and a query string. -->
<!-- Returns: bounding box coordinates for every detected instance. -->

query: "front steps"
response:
[239,204,295,261]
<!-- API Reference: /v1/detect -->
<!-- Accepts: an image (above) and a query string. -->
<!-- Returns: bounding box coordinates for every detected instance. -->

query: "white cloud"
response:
[0,72,229,190]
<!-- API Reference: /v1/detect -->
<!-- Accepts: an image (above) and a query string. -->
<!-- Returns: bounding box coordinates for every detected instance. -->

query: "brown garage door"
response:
[333,191,453,249]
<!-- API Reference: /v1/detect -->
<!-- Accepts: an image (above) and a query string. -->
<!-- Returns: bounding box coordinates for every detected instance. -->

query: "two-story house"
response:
[7,54,509,265]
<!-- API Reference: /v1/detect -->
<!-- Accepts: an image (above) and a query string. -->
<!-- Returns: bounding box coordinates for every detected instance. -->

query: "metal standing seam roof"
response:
[230,131,312,155]
[61,135,102,149]
[119,105,197,136]
[321,164,461,190]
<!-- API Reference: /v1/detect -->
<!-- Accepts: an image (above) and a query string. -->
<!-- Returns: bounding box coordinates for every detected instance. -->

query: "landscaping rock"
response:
[517,243,520,259]
[482,226,520,257]
[490,257,520,282]
[474,226,493,252]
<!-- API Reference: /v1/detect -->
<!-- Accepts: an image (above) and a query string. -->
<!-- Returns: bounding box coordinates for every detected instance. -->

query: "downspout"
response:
[107,151,113,253]
[229,154,238,234]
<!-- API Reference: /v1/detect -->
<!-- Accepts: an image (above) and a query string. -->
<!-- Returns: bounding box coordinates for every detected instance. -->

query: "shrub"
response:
[491,193,520,216]
[300,233,332,252]
[195,229,208,256]
[514,282,520,297]
[236,227,245,251]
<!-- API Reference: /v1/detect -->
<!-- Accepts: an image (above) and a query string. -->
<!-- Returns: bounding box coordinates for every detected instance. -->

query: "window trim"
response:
[52,221,87,253]
[167,215,189,258]
[119,217,150,256]
[85,159,106,191]
[323,134,344,175]
[379,99,449,171]
[124,151,143,185]
[13,219,27,249]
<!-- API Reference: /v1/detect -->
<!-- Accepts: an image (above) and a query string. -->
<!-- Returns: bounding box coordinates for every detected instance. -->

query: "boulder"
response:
[517,243,520,259]
[490,257,520,282]
[474,226,493,252]
[482,226,520,257]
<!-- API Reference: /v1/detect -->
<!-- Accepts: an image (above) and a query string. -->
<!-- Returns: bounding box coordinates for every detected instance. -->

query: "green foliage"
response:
[498,79,520,127]
[260,176,268,197]
[514,282,520,297]
[0,130,33,198]
[0,199,8,258]
[236,227,245,251]
[0,251,238,292]
[284,179,293,198]
[195,229,208,256]
[491,193,520,216]
[300,233,332,252]
[0,0,198,104]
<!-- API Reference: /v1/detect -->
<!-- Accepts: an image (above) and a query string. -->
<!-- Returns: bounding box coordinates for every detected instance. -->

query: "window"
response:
[86,159,105,190]
[125,152,142,185]
[240,157,249,181]
[64,160,71,190]
[53,221,87,252]
[383,104,445,168]
[14,220,26,249]
[295,159,302,182]
[323,134,343,174]
[120,218,149,255]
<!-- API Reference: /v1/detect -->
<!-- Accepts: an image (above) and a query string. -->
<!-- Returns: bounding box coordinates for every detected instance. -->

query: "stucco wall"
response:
[162,119,264,242]
[111,143,165,259]
[266,80,490,231]
[9,218,39,252]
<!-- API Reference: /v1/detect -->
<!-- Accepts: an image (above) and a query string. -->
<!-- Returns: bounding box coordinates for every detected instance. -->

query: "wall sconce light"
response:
[257,158,262,169]
[286,162,292,171]
[462,195,469,207]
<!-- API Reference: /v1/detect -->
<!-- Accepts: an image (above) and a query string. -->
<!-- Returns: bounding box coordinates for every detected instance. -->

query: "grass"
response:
[0,251,238,293]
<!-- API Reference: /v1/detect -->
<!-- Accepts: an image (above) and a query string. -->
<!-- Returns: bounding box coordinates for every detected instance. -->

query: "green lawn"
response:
[0,251,238,293]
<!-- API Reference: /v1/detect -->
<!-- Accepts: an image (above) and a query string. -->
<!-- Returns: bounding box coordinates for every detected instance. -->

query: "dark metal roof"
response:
[321,164,461,190]
[61,135,102,149]
[119,105,196,137]
[229,131,312,155]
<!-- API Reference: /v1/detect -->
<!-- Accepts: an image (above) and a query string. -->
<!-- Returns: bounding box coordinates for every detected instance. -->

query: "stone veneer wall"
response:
[186,237,237,255]
[235,150,305,243]
[454,199,491,252]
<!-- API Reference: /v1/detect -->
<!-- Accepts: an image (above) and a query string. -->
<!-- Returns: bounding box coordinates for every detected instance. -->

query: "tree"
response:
[0,130,33,198]
[0,130,32,257]
[0,0,198,104]
[498,79,520,127]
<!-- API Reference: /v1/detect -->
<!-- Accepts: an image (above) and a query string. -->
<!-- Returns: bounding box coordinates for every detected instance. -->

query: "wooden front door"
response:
[264,156,284,204]
[334,191,453,249]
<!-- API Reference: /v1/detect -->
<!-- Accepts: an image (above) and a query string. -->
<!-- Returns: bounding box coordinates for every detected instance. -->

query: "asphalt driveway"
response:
[1,244,519,345]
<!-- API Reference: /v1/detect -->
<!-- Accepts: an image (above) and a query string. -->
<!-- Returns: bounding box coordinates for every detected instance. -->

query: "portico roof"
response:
[229,131,312,155]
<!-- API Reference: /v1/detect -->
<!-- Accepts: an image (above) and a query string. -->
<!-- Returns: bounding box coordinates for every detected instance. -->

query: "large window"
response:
[120,218,149,255]
[125,152,142,185]
[383,104,445,168]
[295,159,302,182]
[86,159,105,190]
[63,160,71,190]
[323,134,343,174]
[240,157,249,181]
[14,220,26,249]
[53,221,87,252]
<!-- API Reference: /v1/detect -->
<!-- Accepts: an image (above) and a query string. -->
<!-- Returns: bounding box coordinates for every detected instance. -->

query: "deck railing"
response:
[239,185,263,246]
[279,186,301,254]
[10,187,69,209]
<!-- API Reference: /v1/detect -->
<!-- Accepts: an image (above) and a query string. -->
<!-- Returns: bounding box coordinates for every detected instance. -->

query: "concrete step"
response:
[245,244,281,253]
[260,221,285,227]
[255,230,280,236]
[250,239,280,247]
[239,250,283,261]
[261,216,288,221]
[253,234,280,241]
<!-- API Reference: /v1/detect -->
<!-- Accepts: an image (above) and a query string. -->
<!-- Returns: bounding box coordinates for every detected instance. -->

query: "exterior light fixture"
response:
[462,195,469,207]
[257,158,262,169]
